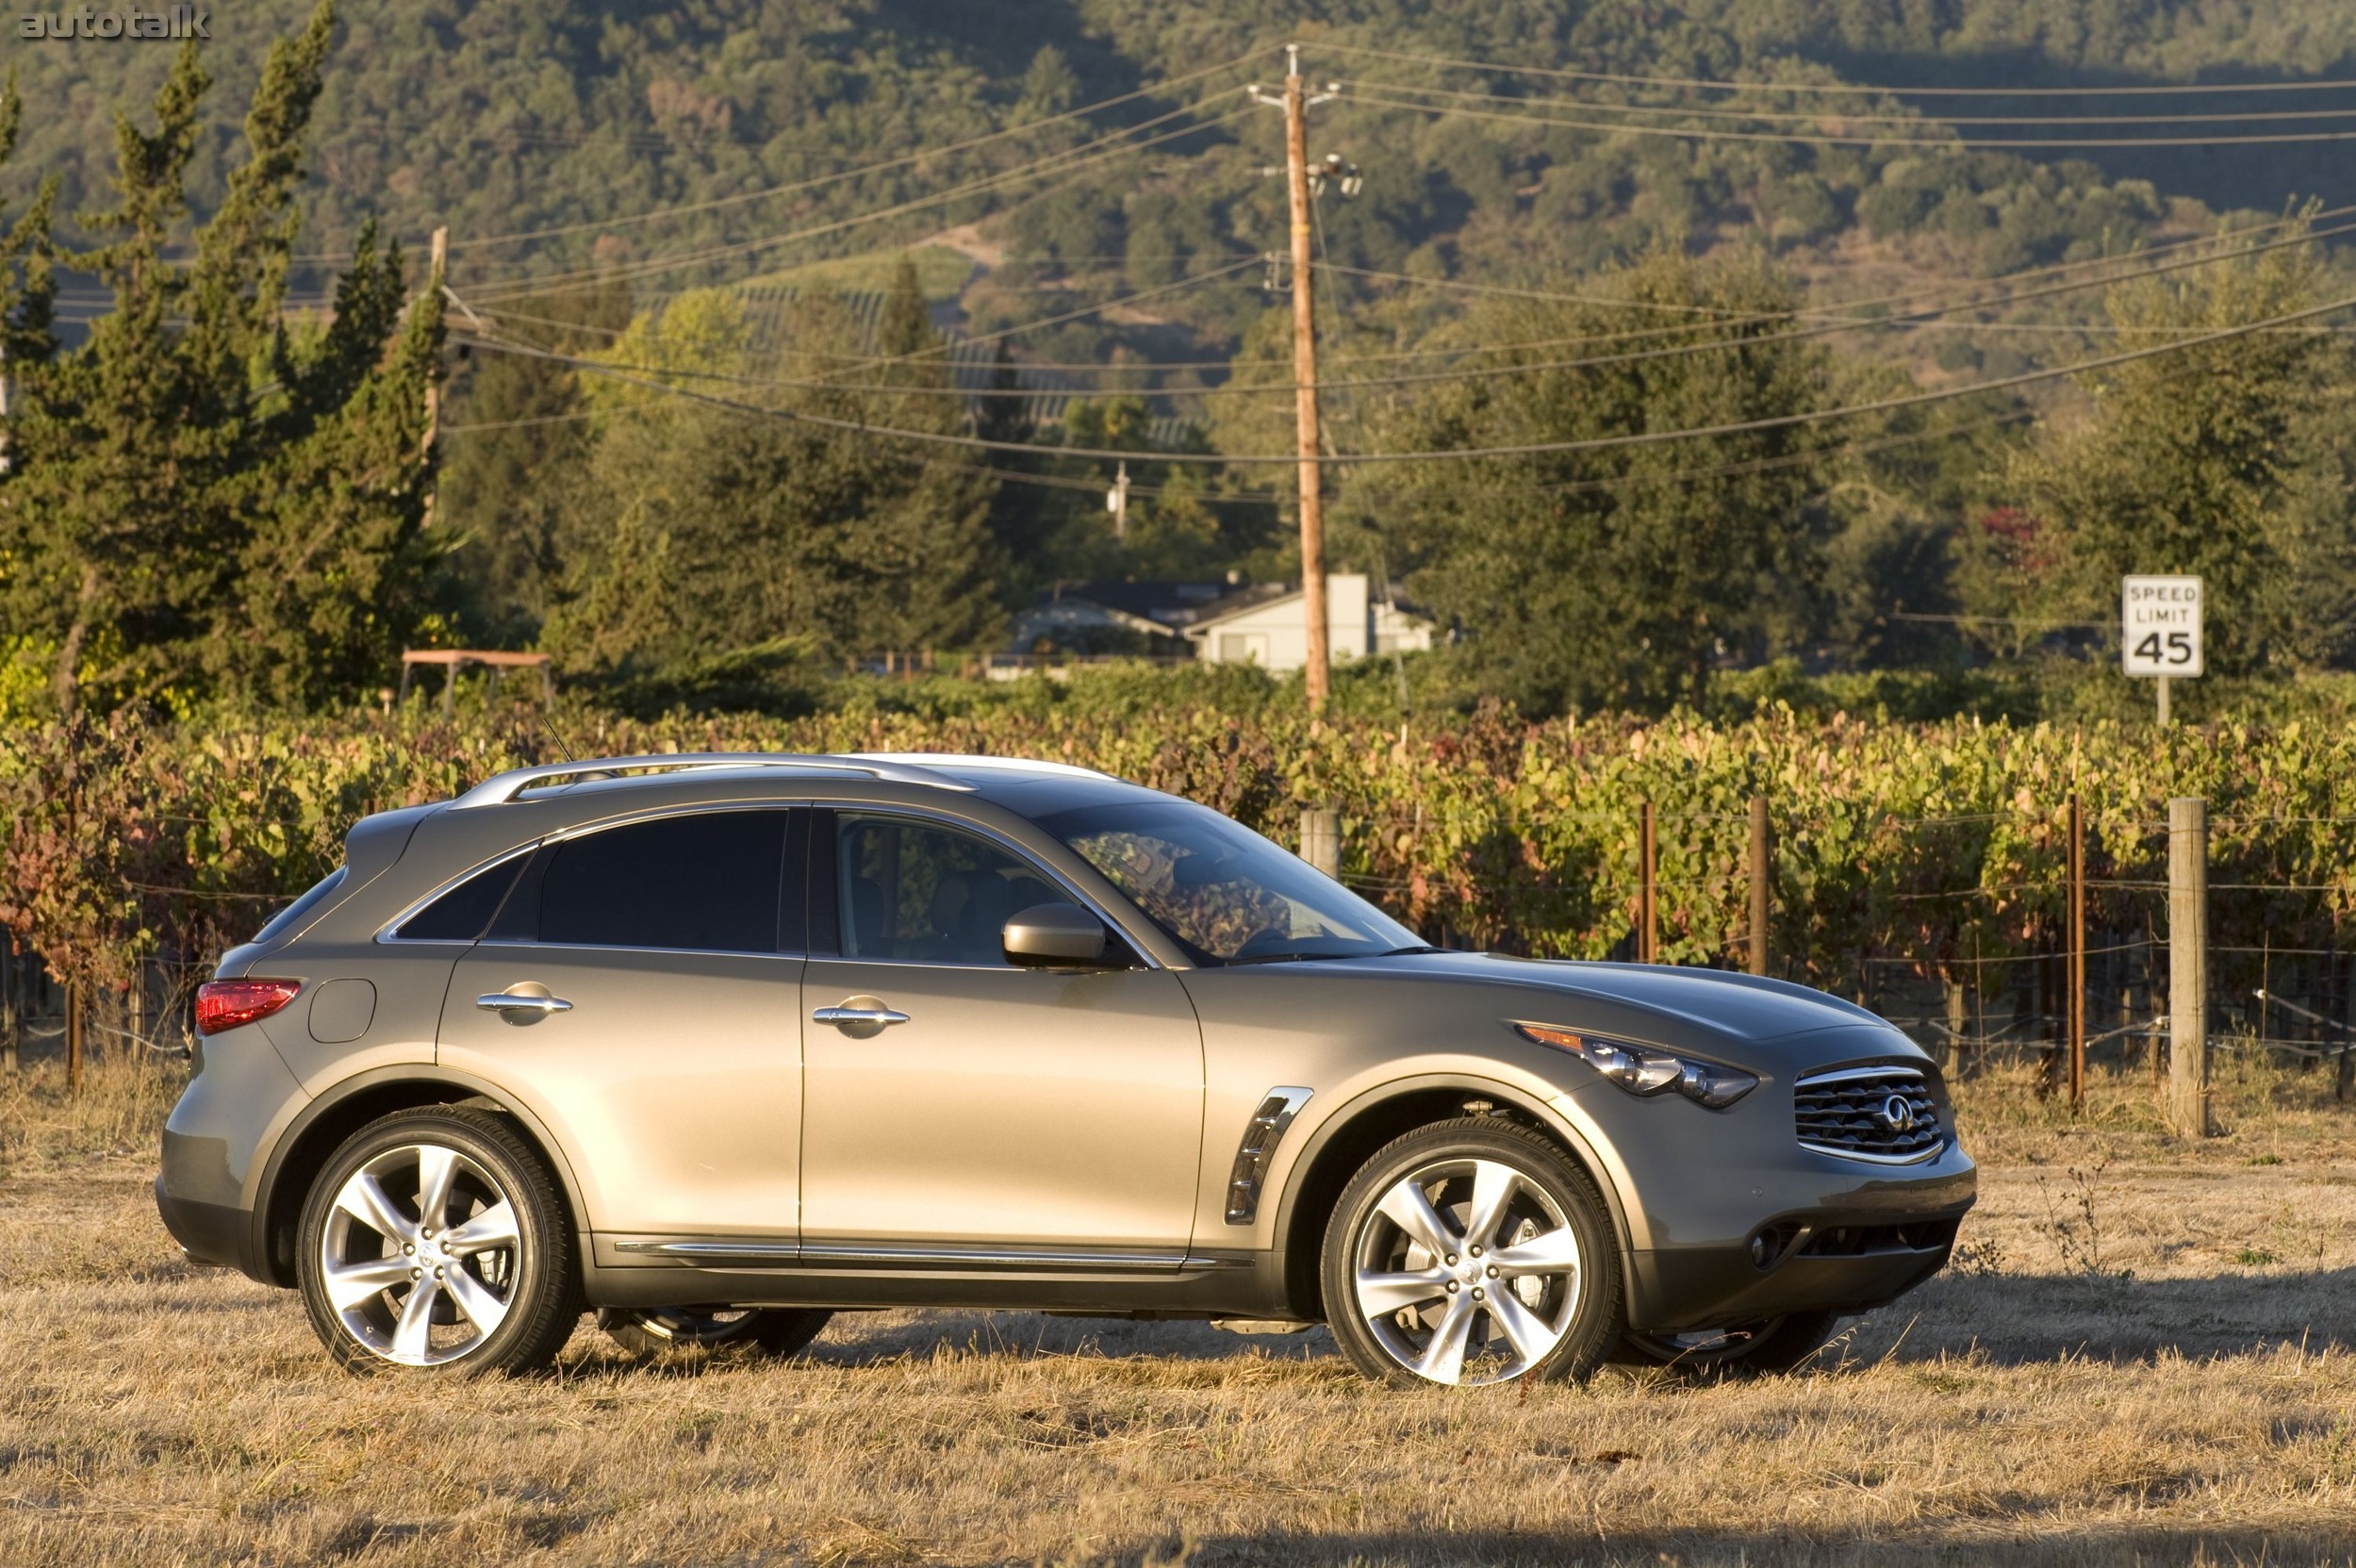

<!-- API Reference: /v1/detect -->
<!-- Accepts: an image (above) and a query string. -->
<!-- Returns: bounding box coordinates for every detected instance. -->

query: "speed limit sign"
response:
[2121,576,2202,678]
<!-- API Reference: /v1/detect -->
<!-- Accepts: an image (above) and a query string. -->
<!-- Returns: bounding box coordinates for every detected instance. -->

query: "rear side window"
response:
[537,812,787,953]
[253,867,348,947]
[398,853,529,942]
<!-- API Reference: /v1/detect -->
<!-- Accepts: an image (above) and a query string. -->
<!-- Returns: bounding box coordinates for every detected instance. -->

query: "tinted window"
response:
[837,816,1063,967]
[397,855,527,942]
[255,867,348,946]
[538,812,787,953]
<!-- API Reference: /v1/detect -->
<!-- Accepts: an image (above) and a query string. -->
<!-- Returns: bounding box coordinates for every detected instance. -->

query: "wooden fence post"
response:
[1747,795,1770,978]
[66,978,82,1096]
[2167,796,2211,1137]
[1639,801,1658,965]
[1299,808,1341,880]
[1,933,16,1075]
[2068,793,2086,1114]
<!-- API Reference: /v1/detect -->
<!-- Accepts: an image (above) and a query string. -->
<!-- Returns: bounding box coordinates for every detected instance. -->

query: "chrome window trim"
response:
[470,938,807,963]
[824,805,1163,973]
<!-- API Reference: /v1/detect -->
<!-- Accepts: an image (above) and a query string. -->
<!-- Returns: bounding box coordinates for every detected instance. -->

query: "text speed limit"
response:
[2121,575,2202,678]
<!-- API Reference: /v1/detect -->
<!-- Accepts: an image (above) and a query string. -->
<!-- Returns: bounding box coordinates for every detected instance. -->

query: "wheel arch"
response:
[252,1066,588,1289]
[1268,1074,1634,1324]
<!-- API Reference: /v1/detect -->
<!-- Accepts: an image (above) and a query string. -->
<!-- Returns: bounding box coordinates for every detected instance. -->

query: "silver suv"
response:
[158,753,1975,1385]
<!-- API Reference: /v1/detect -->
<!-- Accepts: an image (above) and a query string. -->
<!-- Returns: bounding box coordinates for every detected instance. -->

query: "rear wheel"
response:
[296,1107,580,1377]
[1614,1311,1840,1378]
[1321,1118,1622,1388]
[597,1306,832,1360]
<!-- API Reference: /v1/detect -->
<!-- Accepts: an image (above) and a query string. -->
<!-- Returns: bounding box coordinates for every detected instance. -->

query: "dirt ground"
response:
[4,1053,2354,1566]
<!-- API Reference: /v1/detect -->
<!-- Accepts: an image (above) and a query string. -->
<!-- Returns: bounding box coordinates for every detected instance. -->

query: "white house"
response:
[1184,574,1432,671]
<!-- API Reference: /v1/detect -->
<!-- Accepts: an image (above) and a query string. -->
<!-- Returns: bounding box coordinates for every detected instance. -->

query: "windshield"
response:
[1035,800,1425,965]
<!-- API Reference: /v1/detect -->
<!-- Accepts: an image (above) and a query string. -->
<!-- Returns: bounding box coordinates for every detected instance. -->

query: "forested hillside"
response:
[10,0,2356,720]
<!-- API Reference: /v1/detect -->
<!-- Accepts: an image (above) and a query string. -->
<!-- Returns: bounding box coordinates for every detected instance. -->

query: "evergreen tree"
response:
[0,4,445,713]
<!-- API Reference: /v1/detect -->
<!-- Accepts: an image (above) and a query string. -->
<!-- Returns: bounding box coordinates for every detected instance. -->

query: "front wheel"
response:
[296,1107,581,1377]
[1321,1118,1623,1388]
[597,1306,832,1360]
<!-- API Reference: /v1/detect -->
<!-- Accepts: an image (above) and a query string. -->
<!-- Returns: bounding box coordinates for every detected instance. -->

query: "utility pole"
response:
[422,226,448,526]
[1277,49,1330,712]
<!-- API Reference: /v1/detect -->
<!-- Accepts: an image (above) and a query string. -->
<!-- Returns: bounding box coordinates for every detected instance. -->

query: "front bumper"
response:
[1628,1206,1969,1332]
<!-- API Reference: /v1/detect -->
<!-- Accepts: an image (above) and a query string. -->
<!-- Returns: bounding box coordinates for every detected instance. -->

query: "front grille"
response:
[1798,1218,1961,1257]
[1794,1066,1943,1164]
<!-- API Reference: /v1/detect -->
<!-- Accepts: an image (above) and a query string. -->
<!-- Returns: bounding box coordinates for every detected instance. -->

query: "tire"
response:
[1613,1311,1840,1378]
[597,1306,832,1360]
[296,1107,581,1378]
[1321,1117,1623,1388]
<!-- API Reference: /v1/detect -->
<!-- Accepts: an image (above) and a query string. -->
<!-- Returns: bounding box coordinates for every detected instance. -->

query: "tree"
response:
[0,4,445,714]
[436,277,633,644]
[540,285,1001,706]
[1996,218,2356,677]
[1368,250,1839,715]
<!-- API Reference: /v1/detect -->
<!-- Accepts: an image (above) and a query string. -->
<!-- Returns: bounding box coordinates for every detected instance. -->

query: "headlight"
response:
[1515,1023,1759,1109]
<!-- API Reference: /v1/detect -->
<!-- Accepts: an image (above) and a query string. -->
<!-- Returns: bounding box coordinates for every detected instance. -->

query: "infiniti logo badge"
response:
[1877,1094,1919,1133]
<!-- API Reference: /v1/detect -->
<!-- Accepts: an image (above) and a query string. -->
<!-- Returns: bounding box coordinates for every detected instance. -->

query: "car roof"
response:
[445,751,1161,819]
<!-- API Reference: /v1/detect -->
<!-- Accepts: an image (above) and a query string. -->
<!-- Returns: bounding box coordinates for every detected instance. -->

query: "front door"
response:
[799,810,1205,1254]
[437,807,805,1240]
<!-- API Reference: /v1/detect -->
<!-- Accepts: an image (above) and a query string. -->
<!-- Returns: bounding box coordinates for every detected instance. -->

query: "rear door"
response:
[436,808,806,1241]
[798,809,1206,1256]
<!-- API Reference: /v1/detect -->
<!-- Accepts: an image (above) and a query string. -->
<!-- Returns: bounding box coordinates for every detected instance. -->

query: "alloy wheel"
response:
[318,1142,524,1367]
[1351,1155,1586,1386]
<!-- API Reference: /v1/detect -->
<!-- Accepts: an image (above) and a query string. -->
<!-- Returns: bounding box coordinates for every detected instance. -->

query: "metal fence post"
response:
[1747,796,1770,978]
[1300,808,1341,880]
[1639,801,1658,964]
[2167,796,2211,1137]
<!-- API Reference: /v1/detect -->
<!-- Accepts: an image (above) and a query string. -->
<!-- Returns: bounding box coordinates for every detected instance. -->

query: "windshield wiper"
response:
[1377,945,1442,957]
[1221,949,1367,966]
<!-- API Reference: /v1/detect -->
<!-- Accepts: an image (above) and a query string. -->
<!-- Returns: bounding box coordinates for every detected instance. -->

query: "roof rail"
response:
[839,751,1118,783]
[447,752,968,810]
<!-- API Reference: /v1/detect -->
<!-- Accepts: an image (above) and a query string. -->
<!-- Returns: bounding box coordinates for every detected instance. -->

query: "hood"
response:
[1293,950,1923,1072]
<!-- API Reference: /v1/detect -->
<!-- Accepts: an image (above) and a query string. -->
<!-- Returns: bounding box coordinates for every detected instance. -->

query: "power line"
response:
[1346,84,2356,150]
[461,100,1256,302]
[1315,41,2356,99]
[1338,74,2356,127]
[290,53,1270,263]
[452,283,2356,464]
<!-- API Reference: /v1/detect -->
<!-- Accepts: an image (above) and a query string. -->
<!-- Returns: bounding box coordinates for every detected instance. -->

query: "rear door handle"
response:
[477,991,572,1015]
[812,1005,910,1028]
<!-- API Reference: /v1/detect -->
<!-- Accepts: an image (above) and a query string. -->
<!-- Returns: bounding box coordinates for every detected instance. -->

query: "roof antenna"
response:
[537,705,579,764]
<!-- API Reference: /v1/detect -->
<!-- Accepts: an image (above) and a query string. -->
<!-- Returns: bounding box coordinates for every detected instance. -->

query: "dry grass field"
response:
[5,1050,2356,1566]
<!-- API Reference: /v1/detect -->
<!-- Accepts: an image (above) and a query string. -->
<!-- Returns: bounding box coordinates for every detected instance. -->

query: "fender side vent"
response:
[1224,1087,1313,1225]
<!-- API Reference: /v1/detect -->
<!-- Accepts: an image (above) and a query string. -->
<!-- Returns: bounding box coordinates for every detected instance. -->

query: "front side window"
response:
[835,816,1064,967]
[536,811,788,953]
[1036,800,1423,966]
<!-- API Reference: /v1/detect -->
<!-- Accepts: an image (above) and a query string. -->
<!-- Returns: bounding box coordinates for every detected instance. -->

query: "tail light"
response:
[195,979,304,1035]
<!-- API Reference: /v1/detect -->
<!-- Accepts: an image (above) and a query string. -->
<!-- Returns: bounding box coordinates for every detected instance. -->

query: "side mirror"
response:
[1003,902,1112,967]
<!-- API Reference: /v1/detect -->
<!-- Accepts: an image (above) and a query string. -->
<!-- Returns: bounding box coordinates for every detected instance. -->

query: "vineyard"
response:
[7,691,2356,1092]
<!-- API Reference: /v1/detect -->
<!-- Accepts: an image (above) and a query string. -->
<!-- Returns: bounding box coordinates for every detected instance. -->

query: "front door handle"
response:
[477,986,572,1018]
[812,1004,911,1029]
